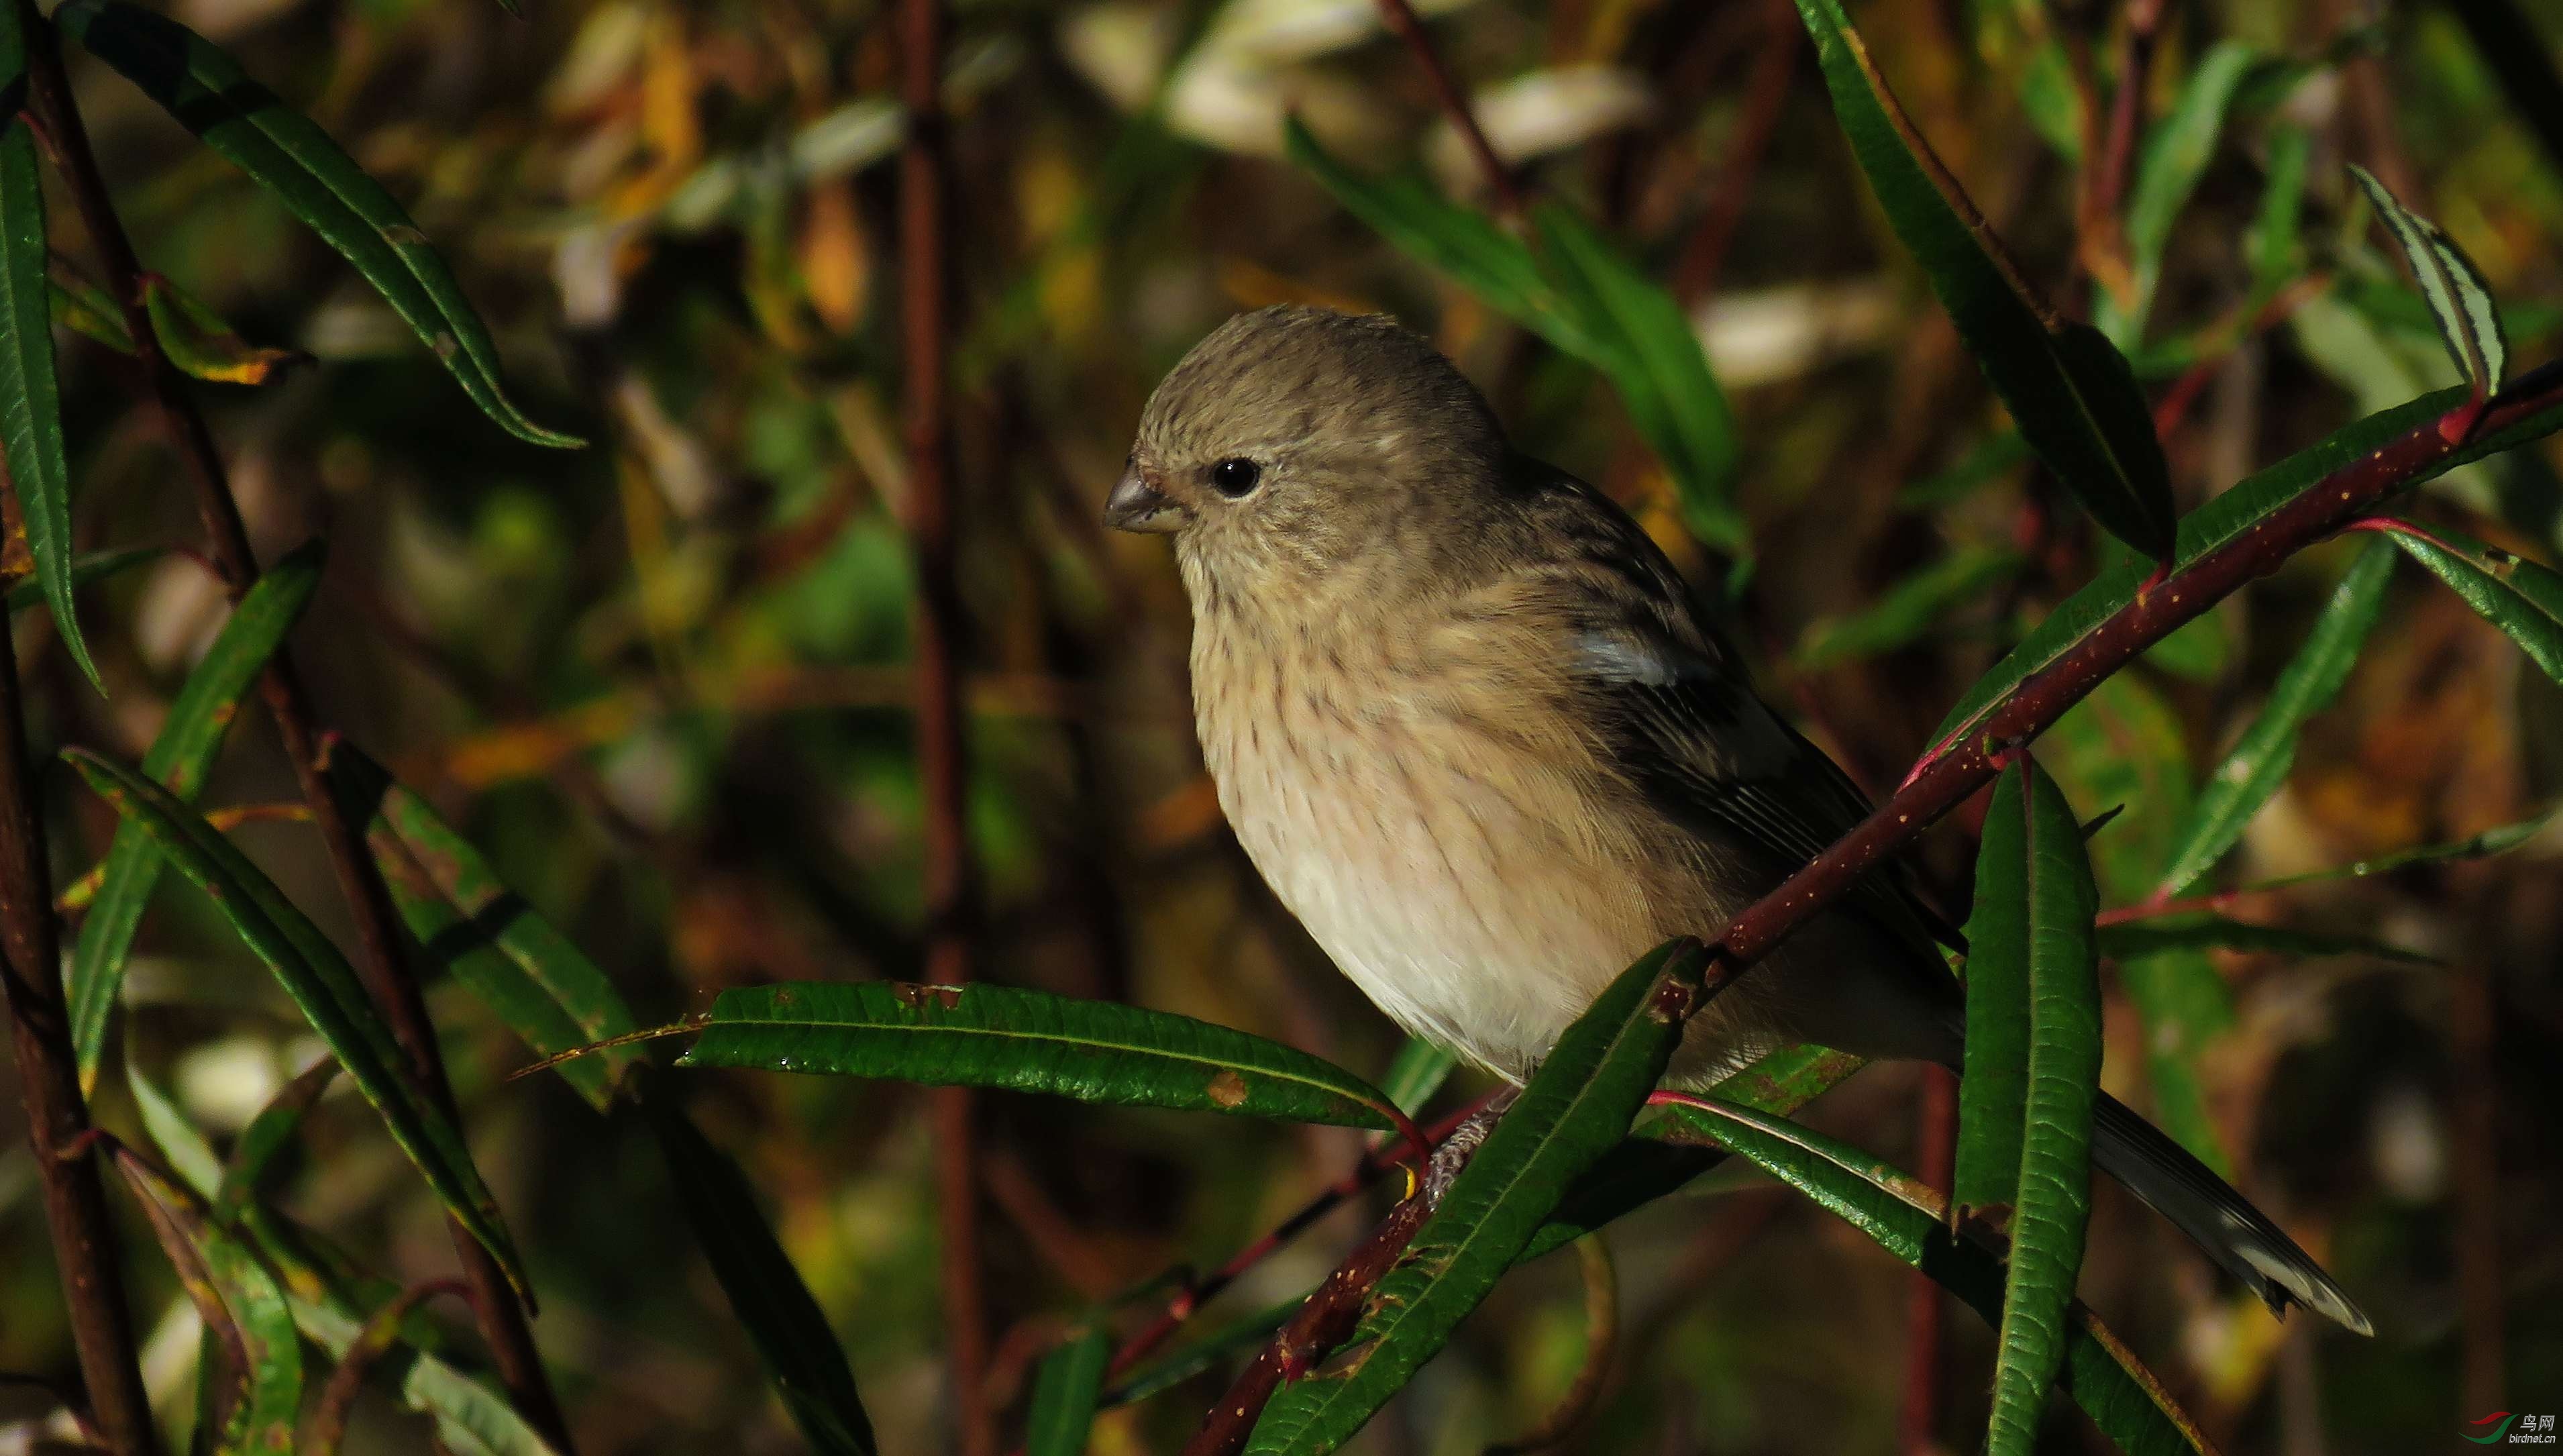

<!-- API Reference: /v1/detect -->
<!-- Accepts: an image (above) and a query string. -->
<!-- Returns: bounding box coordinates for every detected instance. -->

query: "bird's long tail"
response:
[2089,1091,2372,1335]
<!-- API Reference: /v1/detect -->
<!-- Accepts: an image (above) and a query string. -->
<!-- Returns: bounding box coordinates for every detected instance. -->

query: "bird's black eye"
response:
[1209,458,1262,498]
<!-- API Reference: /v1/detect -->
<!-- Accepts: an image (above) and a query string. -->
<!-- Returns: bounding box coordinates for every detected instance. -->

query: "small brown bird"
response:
[1110,304,2367,1333]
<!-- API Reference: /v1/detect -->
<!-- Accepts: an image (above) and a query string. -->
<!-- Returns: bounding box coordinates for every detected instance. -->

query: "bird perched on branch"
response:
[1108,303,2369,1334]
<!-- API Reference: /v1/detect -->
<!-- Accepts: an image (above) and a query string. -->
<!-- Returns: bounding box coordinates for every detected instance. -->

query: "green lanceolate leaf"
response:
[1024,1324,1110,1456]
[2105,42,2260,346]
[1284,121,1744,554]
[680,981,1408,1133]
[329,743,639,1110]
[2156,538,2396,895]
[2099,915,2434,966]
[2112,945,2235,1174]
[2349,166,2506,397]
[51,1,582,448]
[1532,205,1744,552]
[3,543,164,613]
[110,1144,303,1456]
[1952,758,2103,1456]
[288,1278,560,1456]
[1517,1044,1863,1264]
[1378,1037,1457,1118]
[218,1056,337,1218]
[1652,1098,2210,1456]
[1791,0,2174,562]
[142,273,305,385]
[1245,939,1710,1455]
[68,543,325,1092]
[62,748,530,1296]
[1925,380,2563,761]
[2249,811,2556,891]
[0,3,101,690]
[651,1100,876,1456]
[2249,127,2313,303]
[2382,520,2563,681]
[1794,546,2026,667]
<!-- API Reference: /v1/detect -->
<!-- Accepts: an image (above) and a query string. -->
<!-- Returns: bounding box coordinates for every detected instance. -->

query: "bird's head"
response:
[1109,305,1508,601]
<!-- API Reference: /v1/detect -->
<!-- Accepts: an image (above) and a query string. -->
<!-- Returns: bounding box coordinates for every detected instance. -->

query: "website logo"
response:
[2469,1413,2557,1445]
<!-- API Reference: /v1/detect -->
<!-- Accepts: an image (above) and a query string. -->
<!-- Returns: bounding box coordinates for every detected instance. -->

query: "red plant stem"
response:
[2451,946,2504,1418]
[1371,0,1526,221]
[1763,376,2561,984]
[898,0,992,1448]
[1180,1191,1439,1456]
[16,12,572,1447]
[1671,0,1798,309]
[0,592,160,1456]
[1104,1094,1494,1383]
[1898,1064,1957,1456]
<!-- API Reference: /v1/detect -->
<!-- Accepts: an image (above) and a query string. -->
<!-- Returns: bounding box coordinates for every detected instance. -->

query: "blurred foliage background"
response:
[5,0,2563,1451]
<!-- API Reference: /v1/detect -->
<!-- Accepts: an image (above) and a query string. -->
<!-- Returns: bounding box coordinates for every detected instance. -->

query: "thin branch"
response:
[1371,0,1526,221]
[1897,1064,1956,1456]
[16,11,572,1447]
[898,0,992,1447]
[2079,0,2165,306]
[1671,0,1798,309]
[0,572,160,1456]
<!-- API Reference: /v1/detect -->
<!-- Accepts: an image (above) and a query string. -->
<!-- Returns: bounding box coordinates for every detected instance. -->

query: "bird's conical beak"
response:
[1105,463,1184,533]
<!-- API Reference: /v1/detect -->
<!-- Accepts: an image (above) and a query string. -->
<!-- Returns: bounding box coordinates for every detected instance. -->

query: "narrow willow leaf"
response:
[1653,1098,2210,1456]
[651,1100,876,1456]
[2099,915,2434,966]
[2042,672,2193,901]
[286,1280,560,1456]
[330,743,639,1109]
[1518,1044,1864,1264]
[1285,121,1744,553]
[142,273,305,385]
[2349,166,2505,396]
[0,5,101,689]
[2112,947,2234,1176]
[111,1145,303,1456]
[2155,539,2396,895]
[3,543,164,613]
[126,1061,225,1199]
[2248,811,2556,891]
[68,543,326,1093]
[217,1057,337,1218]
[1377,1037,1457,1118]
[2382,520,2563,681]
[2248,127,2313,303]
[62,749,529,1296]
[1794,547,2026,666]
[1791,0,2174,562]
[51,1,582,448]
[1245,940,1710,1454]
[679,981,1406,1133]
[2104,42,2260,345]
[1025,1325,1110,1456]
[1532,205,1744,552]
[1925,380,2563,758]
[48,253,133,352]
[1960,760,2103,1456]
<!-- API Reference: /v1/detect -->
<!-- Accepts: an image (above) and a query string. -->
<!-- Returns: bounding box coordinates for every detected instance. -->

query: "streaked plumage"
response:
[1110,304,2368,1333]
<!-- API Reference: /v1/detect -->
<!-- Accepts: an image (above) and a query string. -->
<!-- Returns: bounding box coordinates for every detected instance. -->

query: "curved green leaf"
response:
[68,543,326,1093]
[1925,380,2563,758]
[110,1145,302,1456]
[2155,539,2396,895]
[2350,166,2505,395]
[330,742,639,1110]
[1652,1098,2211,1456]
[2248,811,2556,891]
[1025,1324,1110,1456]
[1245,939,1709,1454]
[1791,0,2173,562]
[2382,519,2563,681]
[2103,42,2260,346]
[1795,546,2026,667]
[1955,758,2103,1456]
[289,1280,561,1456]
[0,4,99,689]
[3,543,164,614]
[1377,1037,1457,1119]
[2099,914,2434,966]
[217,1056,337,1218]
[51,1,582,448]
[679,980,1408,1133]
[651,1099,875,1456]
[62,747,529,1296]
